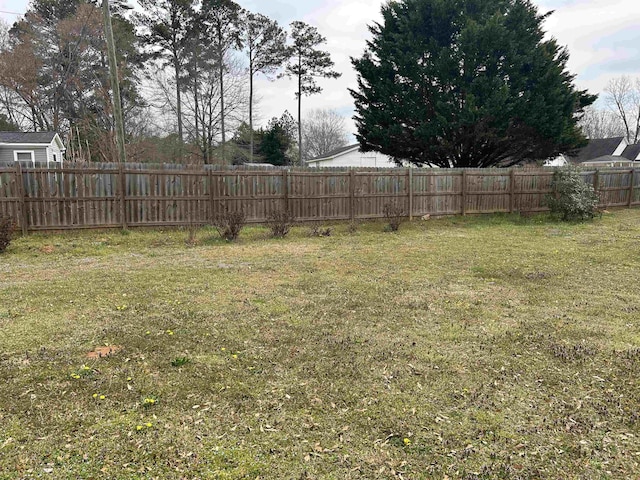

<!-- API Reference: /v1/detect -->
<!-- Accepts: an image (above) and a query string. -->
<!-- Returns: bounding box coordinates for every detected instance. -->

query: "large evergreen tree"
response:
[350,0,596,168]
[259,110,296,166]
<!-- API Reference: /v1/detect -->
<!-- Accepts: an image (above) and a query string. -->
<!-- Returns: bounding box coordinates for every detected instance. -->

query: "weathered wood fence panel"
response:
[1,164,638,233]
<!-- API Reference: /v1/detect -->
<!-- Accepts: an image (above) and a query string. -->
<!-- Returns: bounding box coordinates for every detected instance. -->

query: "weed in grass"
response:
[185,224,199,246]
[142,395,158,408]
[171,356,190,367]
[70,364,93,379]
[549,340,598,362]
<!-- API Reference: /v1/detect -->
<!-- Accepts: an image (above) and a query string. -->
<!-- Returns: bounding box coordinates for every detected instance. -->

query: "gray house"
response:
[0,131,66,167]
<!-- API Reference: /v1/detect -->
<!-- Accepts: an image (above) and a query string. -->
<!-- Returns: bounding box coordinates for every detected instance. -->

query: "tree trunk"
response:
[218,31,226,163]
[249,54,254,163]
[193,53,202,163]
[298,55,302,166]
[174,55,183,146]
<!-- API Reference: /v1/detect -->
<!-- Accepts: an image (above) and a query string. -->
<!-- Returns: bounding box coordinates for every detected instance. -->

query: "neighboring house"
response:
[0,131,66,167]
[621,144,640,161]
[543,137,640,167]
[306,144,406,168]
[573,136,629,163]
[581,155,636,168]
[311,138,640,169]
[543,154,570,167]
[241,162,278,168]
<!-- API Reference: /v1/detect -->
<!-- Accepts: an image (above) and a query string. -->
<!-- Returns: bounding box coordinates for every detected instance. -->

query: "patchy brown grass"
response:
[1,211,640,478]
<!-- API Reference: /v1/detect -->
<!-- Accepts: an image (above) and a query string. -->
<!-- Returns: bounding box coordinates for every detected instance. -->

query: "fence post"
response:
[509,169,515,213]
[408,167,413,221]
[119,163,127,229]
[283,169,289,214]
[593,169,600,206]
[628,169,635,207]
[349,169,355,221]
[461,170,467,216]
[15,162,28,235]
[209,170,215,222]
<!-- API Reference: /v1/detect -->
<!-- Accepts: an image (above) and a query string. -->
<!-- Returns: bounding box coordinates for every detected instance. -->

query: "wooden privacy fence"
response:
[0,164,638,233]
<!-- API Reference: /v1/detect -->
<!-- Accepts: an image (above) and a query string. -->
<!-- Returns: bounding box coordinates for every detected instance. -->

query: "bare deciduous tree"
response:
[578,106,626,139]
[301,108,349,161]
[151,52,247,164]
[604,76,640,144]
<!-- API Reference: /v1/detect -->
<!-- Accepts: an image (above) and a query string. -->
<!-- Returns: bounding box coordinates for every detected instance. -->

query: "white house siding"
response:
[543,155,569,167]
[46,142,64,164]
[309,149,400,168]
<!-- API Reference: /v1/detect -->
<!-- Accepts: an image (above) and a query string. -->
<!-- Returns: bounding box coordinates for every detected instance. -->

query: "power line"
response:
[0,10,23,16]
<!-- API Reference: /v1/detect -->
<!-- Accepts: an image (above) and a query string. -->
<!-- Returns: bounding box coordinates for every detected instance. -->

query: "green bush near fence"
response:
[546,166,599,221]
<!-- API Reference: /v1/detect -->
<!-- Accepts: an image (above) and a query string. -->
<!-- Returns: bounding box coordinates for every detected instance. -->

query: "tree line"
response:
[0,0,630,169]
[0,0,346,165]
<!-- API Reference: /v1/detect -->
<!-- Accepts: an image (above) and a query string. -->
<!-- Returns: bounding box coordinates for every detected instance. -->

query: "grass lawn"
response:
[1,210,640,479]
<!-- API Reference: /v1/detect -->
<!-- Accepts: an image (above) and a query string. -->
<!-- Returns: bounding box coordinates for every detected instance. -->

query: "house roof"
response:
[621,144,640,160]
[307,143,359,163]
[573,137,625,163]
[0,131,59,144]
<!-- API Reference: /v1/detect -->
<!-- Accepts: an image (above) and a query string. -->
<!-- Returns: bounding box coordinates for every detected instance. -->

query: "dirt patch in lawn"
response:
[86,345,122,359]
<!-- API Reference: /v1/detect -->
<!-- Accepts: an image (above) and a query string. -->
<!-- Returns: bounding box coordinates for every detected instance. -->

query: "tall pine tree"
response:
[135,0,196,145]
[350,0,596,168]
[281,21,341,165]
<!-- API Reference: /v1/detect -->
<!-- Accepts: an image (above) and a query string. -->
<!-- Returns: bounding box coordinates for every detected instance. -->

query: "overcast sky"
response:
[1,0,639,138]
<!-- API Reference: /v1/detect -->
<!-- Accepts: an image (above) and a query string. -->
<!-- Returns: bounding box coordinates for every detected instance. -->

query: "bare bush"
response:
[308,222,332,237]
[383,202,404,232]
[0,215,15,253]
[213,210,246,241]
[267,209,294,238]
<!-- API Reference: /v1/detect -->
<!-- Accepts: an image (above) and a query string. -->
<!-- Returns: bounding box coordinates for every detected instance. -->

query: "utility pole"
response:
[102,0,127,164]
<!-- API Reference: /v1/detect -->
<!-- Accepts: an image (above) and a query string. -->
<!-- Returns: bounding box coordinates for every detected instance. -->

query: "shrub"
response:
[546,166,599,221]
[185,219,203,246]
[0,215,15,253]
[383,202,404,232]
[346,220,359,234]
[308,222,332,237]
[213,210,246,241]
[267,209,294,238]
